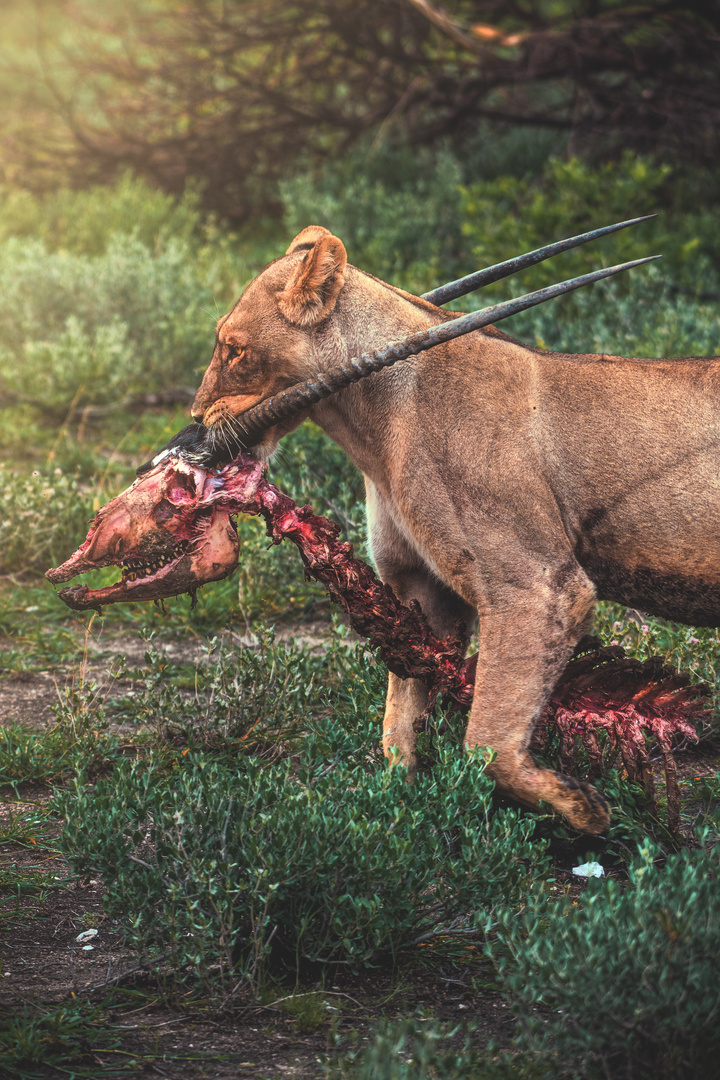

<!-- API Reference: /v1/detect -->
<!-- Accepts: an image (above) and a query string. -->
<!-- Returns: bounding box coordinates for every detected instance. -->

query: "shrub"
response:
[0,233,213,418]
[281,141,464,292]
[502,274,720,362]
[333,1015,547,1080]
[0,682,117,787]
[0,172,205,256]
[460,155,720,301]
[0,1001,121,1078]
[57,724,547,997]
[456,155,720,361]
[495,839,720,1080]
[0,178,281,424]
[333,1017,477,1080]
[109,628,336,746]
[0,463,94,575]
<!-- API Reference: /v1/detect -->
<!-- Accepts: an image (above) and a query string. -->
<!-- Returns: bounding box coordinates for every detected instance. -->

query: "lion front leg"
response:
[381,567,476,777]
[465,561,610,834]
[382,672,428,777]
[366,480,476,777]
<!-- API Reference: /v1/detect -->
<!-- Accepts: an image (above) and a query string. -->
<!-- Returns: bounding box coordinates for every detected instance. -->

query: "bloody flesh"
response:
[47,451,476,703]
[47,450,707,829]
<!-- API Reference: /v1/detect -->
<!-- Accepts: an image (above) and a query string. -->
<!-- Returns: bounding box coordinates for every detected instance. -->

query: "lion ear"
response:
[285,225,333,255]
[278,232,347,327]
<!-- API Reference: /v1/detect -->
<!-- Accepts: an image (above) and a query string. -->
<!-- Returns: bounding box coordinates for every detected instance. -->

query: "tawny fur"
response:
[192,226,720,834]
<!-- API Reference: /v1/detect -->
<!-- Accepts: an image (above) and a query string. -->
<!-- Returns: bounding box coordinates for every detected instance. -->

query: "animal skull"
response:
[45,454,251,609]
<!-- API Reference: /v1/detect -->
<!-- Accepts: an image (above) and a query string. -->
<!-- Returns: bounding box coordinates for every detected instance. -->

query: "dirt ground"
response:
[0,628,515,1078]
[0,806,513,1079]
[0,621,337,730]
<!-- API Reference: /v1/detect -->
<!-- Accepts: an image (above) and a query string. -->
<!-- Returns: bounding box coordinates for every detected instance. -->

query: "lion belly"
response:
[580,551,720,626]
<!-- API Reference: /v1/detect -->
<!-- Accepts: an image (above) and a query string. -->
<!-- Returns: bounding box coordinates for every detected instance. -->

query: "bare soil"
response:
[0,860,513,1077]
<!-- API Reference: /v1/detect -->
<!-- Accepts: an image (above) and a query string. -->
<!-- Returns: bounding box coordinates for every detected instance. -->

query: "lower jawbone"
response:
[45,455,242,611]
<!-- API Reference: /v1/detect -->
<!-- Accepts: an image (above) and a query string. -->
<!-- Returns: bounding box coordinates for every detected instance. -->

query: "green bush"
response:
[281,141,465,292]
[0,172,205,256]
[0,176,282,424]
[283,150,720,305]
[459,155,720,301]
[0,1001,121,1079]
[0,683,117,787]
[0,463,95,574]
[500,272,720,360]
[333,1015,547,1080]
[109,628,337,745]
[58,719,547,995]
[495,840,720,1080]
[0,233,214,418]
[333,1017,477,1080]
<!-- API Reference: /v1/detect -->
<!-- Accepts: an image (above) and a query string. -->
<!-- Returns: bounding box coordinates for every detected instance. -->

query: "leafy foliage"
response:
[282,142,465,291]
[0,683,117,788]
[460,155,720,302]
[2,3,720,217]
[0,175,282,426]
[0,464,95,575]
[0,1001,122,1079]
[0,233,211,420]
[333,1015,544,1080]
[0,172,208,256]
[495,839,720,1080]
[109,628,336,747]
[58,659,548,995]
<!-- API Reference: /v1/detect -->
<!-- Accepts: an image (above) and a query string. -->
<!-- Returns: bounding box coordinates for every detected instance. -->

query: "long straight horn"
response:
[232,255,660,448]
[422,215,657,307]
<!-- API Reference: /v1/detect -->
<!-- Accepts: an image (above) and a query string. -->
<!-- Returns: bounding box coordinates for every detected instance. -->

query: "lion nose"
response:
[191,410,205,424]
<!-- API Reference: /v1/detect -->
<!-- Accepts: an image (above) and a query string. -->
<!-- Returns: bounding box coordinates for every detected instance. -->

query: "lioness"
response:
[192,225,720,834]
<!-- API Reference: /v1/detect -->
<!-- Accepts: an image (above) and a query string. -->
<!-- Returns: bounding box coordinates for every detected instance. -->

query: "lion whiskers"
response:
[206,408,248,460]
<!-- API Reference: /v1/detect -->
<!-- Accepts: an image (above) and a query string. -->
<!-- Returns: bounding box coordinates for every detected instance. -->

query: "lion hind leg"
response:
[487,744,610,834]
[465,565,610,835]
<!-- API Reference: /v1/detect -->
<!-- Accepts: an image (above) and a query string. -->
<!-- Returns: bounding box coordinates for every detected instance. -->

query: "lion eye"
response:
[226,345,246,368]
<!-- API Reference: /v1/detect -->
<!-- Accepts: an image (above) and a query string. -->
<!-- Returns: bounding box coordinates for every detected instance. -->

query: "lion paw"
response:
[553,772,610,834]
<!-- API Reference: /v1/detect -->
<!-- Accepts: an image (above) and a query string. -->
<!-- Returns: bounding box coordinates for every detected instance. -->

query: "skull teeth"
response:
[120,542,188,583]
